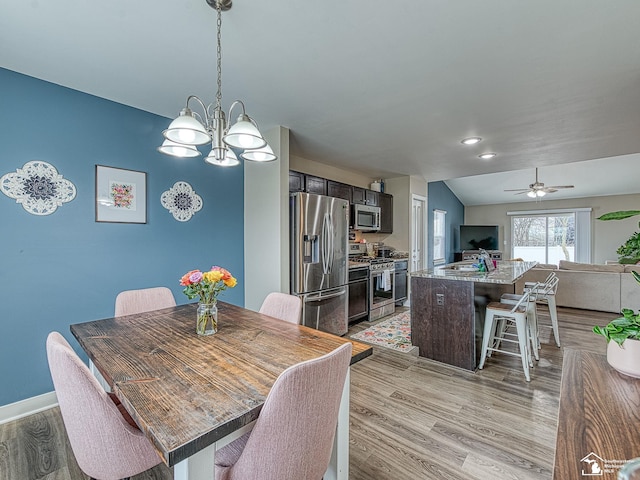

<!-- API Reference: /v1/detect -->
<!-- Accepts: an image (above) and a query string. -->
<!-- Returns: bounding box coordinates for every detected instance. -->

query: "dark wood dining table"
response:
[70,301,373,480]
[553,348,640,479]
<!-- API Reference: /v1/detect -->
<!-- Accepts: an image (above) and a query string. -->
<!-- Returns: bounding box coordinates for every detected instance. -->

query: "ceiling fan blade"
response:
[546,185,574,189]
[504,188,529,192]
[513,191,530,195]
[543,188,558,193]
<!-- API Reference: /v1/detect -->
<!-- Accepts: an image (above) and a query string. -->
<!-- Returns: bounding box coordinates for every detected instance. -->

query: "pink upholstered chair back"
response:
[46,332,161,480]
[215,342,352,480]
[258,292,302,324]
[115,286,176,317]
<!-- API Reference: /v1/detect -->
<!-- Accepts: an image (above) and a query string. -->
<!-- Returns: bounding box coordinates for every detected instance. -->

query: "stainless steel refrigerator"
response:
[290,192,349,336]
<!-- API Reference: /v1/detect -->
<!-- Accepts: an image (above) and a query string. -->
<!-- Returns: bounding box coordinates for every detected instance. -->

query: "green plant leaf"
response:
[597,211,640,221]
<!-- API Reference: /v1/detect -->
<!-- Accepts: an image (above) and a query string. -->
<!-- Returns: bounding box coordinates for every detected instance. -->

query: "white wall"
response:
[465,193,640,264]
[244,126,290,310]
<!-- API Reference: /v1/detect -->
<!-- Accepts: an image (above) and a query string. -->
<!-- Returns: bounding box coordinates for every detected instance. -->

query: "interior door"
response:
[411,195,426,272]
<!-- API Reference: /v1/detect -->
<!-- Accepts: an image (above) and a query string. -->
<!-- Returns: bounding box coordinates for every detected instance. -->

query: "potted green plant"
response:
[597,211,640,264]
[593,271,640,378]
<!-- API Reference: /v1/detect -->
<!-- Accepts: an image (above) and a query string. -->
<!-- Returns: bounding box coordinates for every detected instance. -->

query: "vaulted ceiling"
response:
[2,0,639,204]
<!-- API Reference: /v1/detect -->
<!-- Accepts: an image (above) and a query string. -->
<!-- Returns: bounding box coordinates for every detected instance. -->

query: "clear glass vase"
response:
[196,302,218,336]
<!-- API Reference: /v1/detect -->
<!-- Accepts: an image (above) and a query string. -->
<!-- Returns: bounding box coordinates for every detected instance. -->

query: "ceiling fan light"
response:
[527,190,537,198]
[536,190,546,197]
[461,137,482,145]
[163,108,212,146]
[240,143,277,162]
[157,139,201,158]
[223,114,267,150]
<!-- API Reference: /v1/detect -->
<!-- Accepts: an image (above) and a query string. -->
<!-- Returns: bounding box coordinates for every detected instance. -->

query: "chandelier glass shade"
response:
[158,0,276,165]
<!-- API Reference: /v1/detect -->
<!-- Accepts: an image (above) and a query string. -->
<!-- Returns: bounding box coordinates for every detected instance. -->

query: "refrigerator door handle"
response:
[305,289,347,302]
[322,213,331,275]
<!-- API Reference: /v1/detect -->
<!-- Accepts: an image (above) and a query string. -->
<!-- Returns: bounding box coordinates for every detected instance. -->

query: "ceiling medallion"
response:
[1,160,76,215]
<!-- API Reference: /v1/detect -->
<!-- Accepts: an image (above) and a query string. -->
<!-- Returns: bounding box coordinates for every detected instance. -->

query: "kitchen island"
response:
[410,261,536,370]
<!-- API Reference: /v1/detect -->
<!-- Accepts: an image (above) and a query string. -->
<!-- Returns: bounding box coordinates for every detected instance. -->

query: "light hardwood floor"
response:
[0,306,617,480]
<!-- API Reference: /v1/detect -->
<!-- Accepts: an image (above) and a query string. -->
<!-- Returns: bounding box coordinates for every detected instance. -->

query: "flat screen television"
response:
[459,225,499,251]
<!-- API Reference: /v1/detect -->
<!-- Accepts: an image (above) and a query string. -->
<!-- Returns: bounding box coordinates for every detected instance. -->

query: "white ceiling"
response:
[2,0,640,205]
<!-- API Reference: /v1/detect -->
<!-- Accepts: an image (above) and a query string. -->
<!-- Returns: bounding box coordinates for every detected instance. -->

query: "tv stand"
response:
[454,250,503,262]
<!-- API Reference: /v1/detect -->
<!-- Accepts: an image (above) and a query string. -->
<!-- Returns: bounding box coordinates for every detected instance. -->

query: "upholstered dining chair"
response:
[87,286,178,392]
[258,292,302,324]
[214,342,352,480]
[114,286,176,317]
[46,332,161,480]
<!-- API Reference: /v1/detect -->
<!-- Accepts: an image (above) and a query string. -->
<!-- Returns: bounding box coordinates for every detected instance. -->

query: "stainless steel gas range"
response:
[348,243,396,321]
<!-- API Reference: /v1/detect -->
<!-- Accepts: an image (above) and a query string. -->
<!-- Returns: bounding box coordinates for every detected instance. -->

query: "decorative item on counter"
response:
[1,160,76,215]
[593,270,640,377]
[161,181,203,222]
[180,266,237,335]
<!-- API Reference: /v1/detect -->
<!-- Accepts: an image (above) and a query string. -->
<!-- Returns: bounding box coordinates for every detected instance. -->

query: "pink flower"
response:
[189,271,203,283]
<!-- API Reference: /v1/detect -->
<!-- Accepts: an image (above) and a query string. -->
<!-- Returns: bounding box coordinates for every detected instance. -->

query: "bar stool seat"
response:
[479,291,535,381]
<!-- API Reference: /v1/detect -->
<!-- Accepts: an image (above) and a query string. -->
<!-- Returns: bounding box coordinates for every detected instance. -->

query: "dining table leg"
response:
[325,367,350,480]
[174,443,216,480]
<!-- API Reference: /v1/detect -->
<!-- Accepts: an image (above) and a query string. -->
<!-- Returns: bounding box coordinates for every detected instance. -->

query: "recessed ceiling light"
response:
[461,137,482,145]
[479,152,497,160]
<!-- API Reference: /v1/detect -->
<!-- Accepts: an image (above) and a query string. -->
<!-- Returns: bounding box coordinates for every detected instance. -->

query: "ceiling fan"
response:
[504,168,574,198]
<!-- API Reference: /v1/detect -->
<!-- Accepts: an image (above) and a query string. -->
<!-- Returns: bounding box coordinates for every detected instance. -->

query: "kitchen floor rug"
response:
[350,311,414,353]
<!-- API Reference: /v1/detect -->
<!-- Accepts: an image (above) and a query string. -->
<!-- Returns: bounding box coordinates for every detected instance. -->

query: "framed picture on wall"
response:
[95,165,147,223]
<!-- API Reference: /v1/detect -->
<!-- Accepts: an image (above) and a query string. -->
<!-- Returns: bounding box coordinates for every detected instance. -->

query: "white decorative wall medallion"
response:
[161,181,203,222]
[1,161,77,215]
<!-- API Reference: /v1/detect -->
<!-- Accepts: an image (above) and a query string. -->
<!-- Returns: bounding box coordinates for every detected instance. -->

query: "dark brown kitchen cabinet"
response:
[289,171,305,192]
[327,181,352,202]
[379,192,393,233]
[352,187,378,206]
[304,175,327,195]
[352,187,366,205]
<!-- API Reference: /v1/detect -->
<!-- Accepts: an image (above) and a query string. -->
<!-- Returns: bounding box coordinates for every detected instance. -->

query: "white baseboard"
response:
[0,391,58,425]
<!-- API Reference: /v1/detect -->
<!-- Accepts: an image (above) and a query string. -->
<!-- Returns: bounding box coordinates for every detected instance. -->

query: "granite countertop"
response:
[411,260,537,284]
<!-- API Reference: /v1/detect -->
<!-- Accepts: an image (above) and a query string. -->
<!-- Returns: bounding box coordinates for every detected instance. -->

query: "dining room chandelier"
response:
[158,0,276,166]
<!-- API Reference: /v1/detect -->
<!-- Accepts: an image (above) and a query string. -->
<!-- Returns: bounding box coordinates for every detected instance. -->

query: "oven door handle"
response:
[305,289,346,302]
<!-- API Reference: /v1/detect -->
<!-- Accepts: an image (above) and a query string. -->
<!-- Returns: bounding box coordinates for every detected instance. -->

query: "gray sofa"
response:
[515,260,640,314]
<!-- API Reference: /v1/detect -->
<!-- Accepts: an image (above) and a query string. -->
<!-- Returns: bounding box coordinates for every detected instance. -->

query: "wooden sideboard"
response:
[554,349,640,479]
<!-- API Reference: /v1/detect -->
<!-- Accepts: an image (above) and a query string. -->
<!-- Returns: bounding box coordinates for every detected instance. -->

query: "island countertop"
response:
[411,260,537,284]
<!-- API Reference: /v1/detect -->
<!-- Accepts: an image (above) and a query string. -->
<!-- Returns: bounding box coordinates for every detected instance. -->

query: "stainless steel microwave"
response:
[352,204,381,231]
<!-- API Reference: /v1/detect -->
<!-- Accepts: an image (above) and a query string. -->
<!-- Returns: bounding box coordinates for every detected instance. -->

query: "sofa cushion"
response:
[534,263,558,269]
[558,260,625,273]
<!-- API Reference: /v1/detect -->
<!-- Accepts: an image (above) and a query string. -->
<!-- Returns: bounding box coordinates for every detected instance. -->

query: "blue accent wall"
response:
[427,181,465,268]
[0,68,245,406]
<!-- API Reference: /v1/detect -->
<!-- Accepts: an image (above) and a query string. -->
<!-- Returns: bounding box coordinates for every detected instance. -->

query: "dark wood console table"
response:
[554,349,640,479]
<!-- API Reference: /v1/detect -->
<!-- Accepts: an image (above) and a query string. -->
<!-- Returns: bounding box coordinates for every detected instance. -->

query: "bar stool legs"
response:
[547,295,560,347]
[479,298,533,382]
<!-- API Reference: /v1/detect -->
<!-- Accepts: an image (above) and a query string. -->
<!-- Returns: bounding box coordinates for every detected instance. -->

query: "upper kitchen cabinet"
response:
[327,180,352,202]
[304,175,327,195]
[379,193,393,233]
[289,171,327,195]
[289,171,305,192]
[352,187,378,206]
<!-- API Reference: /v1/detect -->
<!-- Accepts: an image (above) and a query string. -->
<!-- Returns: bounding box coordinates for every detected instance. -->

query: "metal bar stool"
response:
[479,290,535,381]
[525,274,560,347]
[500,282,541,359]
